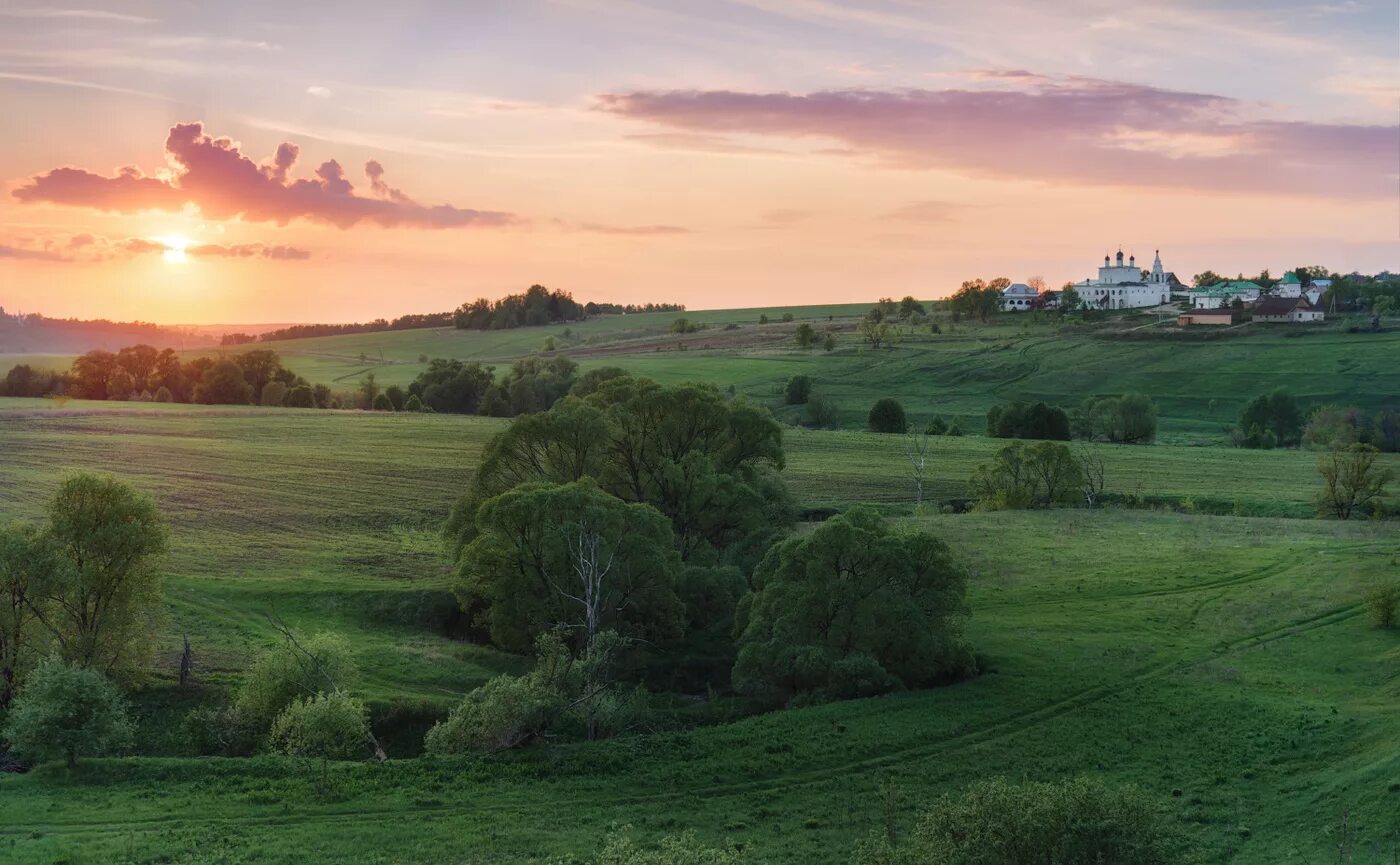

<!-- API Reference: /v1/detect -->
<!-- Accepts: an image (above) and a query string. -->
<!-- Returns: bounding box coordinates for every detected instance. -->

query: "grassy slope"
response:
[0,403,1398,862]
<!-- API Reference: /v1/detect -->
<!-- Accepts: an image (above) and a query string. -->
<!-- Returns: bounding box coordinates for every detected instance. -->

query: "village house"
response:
[1001,282,1038,312]
[1191,281,1261,309]
[1254,296,1325,323]
[1177,308,1236,327]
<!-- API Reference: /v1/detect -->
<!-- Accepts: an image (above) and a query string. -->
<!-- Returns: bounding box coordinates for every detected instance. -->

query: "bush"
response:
[1073,394,1157,443]
[403,394,424,412]
[986,401,1070,440]
[1237,389,1303,448]
[2,659,134,768]
[804,393,840,429]
[583,828,748,864]
[925,416,948,436]
[784,375,812,405]
[372,392,394,411]
[424,672,563,755]
[794,322,816,349]
[260,380,289,407]
[671,317,702,334]
[151,385,172,403]
[269,691,369,762]
[284,384,316,408]
[823,333,836,351]
[235,632,358,727]
[969,441,1083,510]
[183,704,261,757]
[1367,584,1399,629]
[856,777,1184,865]
[868,398,907,434]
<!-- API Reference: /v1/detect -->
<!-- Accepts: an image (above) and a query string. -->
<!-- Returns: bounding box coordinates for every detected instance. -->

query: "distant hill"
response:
[0,308,299,354]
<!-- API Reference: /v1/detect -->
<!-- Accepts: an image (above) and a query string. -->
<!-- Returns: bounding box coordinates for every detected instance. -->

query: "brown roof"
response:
[1180,308,1233,317]
[1255,296,1311,317]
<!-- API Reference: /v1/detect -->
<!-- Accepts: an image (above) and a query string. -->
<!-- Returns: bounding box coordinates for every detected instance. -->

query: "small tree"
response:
[236,631,359,727]
[284,384,315,408]
[805,393,840,429]
[372,392,394,411]
[784,375,813,405]
[270,691,369,773]
[1077,447,1106,507]
[3,659,133,768]
[794,322,816,349]
[1366,583,1398,629]
[1315,444,1392,519]
[823,332,837,351]
[260,380,288,407]
[925,416,948,436]
[153,385,173,403]
[869,398,908,434]
[904,427,933,507]
[403,394,424,412]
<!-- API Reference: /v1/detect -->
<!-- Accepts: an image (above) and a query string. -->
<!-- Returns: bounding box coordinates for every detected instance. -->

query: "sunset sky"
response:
[1,1,1397,324]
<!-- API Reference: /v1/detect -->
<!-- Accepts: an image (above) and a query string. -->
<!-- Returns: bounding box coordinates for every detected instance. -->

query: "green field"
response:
[0,401,1397,863]
[7,302,1398,445]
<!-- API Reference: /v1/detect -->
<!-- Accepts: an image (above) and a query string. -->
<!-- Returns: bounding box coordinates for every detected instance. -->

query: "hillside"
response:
[0,402,1396,862]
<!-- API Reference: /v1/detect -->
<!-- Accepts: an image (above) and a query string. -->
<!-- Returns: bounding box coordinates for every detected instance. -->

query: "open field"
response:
[7,303,1398,444]
[1,342,1397,864]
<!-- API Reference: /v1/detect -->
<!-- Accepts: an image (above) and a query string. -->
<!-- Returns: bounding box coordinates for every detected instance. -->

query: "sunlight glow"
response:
[157,234,190,264]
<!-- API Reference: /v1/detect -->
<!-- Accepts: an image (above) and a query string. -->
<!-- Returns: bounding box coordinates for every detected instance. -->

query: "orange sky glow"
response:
[1,1,1397,324]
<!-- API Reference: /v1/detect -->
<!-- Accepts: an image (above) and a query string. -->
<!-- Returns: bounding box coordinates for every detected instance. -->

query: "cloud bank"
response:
[599,75,1397,198]
[12,122,517,229]
[0,233,311,263]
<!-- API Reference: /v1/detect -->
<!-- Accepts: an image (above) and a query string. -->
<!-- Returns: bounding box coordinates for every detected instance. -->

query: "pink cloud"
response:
[598,77,1398,198]
[12,122,517,229]
[0,233,311,262]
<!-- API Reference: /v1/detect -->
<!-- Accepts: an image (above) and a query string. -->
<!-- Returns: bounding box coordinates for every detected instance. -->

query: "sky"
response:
[0,0,1397,324]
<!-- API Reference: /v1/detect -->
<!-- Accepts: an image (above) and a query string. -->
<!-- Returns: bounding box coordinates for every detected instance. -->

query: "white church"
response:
[1071,249,1176,309]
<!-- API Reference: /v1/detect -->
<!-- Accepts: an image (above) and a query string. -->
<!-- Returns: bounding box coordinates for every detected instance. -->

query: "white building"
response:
[1001,282,1038,311]
[1071,249,1173,309]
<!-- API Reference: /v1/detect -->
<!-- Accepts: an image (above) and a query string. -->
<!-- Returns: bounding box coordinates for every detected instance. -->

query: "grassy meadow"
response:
[0,401,1397,863]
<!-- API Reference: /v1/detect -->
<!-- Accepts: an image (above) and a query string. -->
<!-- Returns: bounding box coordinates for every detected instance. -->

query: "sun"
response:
[155,234,190,263]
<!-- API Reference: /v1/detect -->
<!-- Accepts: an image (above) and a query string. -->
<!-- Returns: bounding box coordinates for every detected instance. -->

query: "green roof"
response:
[1194,281,1261,294]
[1280,272,1301,284]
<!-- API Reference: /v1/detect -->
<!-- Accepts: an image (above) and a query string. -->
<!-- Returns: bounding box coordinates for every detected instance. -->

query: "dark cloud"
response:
[12,122,518,228]
[598,77,1398,198]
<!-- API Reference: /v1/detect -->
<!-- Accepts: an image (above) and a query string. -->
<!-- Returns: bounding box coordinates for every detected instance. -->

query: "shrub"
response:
[153,385,173,403]
[183,704,261,757]
[403,394,424,412]
[385,384,407,411]
[269,691,369,762]
[784,375,812,405]
[372,392,394,411]
[804,393,840,429]
[925,415,948,436]
[758,314,769,325]
[1073,394,1157,443]
[671,317,702,334]
[1237,389,1303,448]
[781,313,794,323]
[260,380,289,407]
[584,828,747,864]
[868,398,907,434]
[284,384,316,408]
[1366,583,1399,629]
[794,322,816,349]
[823,333,836,351]
[856,777,1184,865]
[424,672,563,755]
[235,632,358,727]
[986,401,1071,440]
[2,659,134,768]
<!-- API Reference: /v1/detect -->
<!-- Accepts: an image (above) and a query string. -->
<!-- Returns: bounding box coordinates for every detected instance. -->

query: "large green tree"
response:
[3,659,134,768]
[30,474,167,679]
[454,479,684,654]
[732,508,972,706]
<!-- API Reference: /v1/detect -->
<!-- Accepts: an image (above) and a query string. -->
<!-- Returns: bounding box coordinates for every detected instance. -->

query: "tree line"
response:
[453,284,682,331]
[221,312,455,346]
[0,346,339,408]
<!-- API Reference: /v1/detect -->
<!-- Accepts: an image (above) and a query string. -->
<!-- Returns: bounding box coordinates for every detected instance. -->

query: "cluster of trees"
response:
[418,373,974,754]
[225,312,457,346]
[986,401,1070,440]
[454,286,682,332]
[0,475,167,767]
[1302,404,1399,453]
[1071,394,1158,444]
[969,441,1104,510]
[0,345,334,408]
[1233,389,1304,449]
[405,356,578,416]
[949,278,1008,323]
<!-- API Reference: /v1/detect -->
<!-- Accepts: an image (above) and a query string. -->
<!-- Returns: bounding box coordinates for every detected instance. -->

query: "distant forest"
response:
[224,285,684,345]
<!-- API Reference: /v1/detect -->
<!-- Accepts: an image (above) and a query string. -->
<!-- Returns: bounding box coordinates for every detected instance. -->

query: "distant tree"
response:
[284,385,315,408]
[794,322,816,349]
[1366,583,1398,629]
[1058,285,1082,314]
[986,401,1071,441]
[781,312,795,323]
[233,350,286,403]
[804,393,840,429]
[409,358,495,414]
[32,475,166,680]
[1077,446,1107,507]
[784,375,813,405]
[106,368,135,401]
[260,380,288,407]
[403,394,424,412]
[358,372,380,409]
[855,777,1186,865]
[153,386,173,403]
[898,296,926,319]
[926,415,948,436]
[1073,394,1157,444]
[950,278,1008,323]
[904,427,933,506]
[1315,444,1392,519]
[2,659,133,768]
[733,507,972,705]
[384,385,407,411]
[312,383,333,409]
[1192,270,1224,288]
[372,393,394,411]
[860,316,896,349]
[823,332,837,351]
[970,441,1082,510]
[193,360,253,405]
[868,398,908,434]
[69,350,118,400]
[1237,389,1303,448]
[671,317,701,334]
[758,314,769,325]
[453,479,683,654]
[486,356,578,416]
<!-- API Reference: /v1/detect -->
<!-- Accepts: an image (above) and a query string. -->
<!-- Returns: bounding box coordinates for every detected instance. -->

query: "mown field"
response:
[0,401,1397,863]
[6,301,1398,445]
